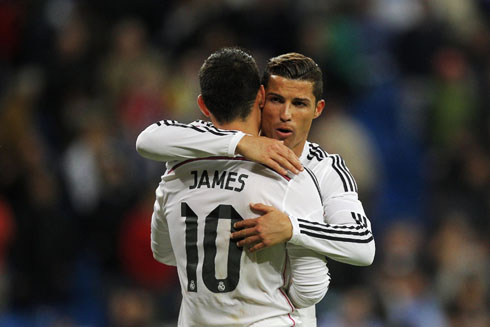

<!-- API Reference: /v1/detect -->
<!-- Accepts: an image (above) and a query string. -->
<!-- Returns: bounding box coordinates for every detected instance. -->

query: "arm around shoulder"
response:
[136,123,172,161]
[136,120,246,162]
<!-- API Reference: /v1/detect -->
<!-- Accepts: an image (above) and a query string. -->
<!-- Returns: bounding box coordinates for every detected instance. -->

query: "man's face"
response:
[261,75,325,156]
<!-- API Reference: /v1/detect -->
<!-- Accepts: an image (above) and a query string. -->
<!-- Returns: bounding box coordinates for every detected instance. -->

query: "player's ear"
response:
[257,85,265,109]
[313,99,325,119]
[197,94,211,117]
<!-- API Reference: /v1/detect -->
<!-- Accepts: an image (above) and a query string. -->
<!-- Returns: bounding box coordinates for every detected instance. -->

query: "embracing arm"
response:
[233,202,374,266]
[136,120,303,175]
[232,156,375,266]
[287,155,375,266]
[288,193,375,266]
[136,120,245,162]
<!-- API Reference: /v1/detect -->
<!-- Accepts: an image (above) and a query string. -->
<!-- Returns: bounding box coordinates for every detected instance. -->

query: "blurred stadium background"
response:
[0,0,488,326]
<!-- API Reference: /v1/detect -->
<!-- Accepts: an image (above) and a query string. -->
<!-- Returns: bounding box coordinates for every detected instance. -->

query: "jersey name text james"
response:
[190,170,249,192]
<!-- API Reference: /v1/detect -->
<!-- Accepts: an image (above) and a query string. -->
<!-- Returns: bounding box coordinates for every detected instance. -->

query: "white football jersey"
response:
[138,120,375,267]
[151,156,329,327]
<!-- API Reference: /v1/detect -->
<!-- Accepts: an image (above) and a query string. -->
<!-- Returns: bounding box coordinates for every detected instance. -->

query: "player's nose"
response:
[280,104,292,121]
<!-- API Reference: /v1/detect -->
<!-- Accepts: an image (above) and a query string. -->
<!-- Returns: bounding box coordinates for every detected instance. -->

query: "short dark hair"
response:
[262,53,323,101]
[199,47,260,124]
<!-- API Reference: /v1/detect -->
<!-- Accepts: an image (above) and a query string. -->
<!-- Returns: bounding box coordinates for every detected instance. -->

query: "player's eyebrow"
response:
[266,92,284,99]
[266,92,312,105]
[292,97,311,104]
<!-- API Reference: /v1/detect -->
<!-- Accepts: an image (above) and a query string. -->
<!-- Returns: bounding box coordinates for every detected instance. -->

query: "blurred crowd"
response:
[0,0,488,326]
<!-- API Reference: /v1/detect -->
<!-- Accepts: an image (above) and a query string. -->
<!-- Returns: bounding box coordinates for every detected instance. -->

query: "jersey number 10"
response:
[182,202,244,293]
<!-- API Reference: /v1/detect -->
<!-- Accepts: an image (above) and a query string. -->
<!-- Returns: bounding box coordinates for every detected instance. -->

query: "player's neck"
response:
[292,140,306,157]
[216,119,259,136]
[213,106,261,136]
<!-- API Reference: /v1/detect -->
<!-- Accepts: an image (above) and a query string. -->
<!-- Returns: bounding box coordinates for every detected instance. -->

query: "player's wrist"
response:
[284,215,297,243]
[235,134,251,155]
[231,132,247,156]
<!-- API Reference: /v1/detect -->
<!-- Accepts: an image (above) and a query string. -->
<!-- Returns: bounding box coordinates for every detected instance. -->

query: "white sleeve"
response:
[281,172,330,309]
[151,183,176,266]
[289,156,375,266]
[286,244,329,308]
[136,120,246,161]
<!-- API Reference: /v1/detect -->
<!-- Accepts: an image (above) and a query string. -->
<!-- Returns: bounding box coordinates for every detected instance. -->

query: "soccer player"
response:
[137,53,375,265]
[146,48,329,326]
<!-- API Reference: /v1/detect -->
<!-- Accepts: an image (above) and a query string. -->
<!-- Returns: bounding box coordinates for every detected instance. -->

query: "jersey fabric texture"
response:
[151,156,329,326]
[137,119,375,266]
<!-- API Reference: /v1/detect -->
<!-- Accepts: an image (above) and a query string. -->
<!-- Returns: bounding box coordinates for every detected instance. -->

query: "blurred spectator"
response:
[108,287,155,327]
[99,18,172,139]
[430,214,489,326]
[318,286,383,327]
[118,192,178,290]
[376,220,448,327]
[0,198,15,313]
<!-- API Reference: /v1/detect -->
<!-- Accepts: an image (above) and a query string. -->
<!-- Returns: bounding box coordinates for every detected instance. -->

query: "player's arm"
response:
[232,200,375,266]
[286,244,330,308]
[136,120,244,162]
[236,135,303,175]
[287,192,375,266]
[151,184,176,266]
[286,155,375,266]
[136,120,303,175]
[280,176,330,308]
[232,158,375,266]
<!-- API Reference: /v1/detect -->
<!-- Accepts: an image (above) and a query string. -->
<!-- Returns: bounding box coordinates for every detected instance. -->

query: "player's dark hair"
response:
[199,47,260,124]
[262,53,323,101]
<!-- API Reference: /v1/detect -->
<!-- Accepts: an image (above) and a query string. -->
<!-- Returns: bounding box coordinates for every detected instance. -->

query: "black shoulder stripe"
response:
[329,155,349,192]
[307,143,328,162]
[306,144,357,193]
[162,120,185,127]
[334,155,354,192]
[160,120,235,136]
[305,144,357,193]
[307,151,322,161]
[310,143,328,157]
[190,125,228,136]
[200,121,238,135]
[338,156,358,192]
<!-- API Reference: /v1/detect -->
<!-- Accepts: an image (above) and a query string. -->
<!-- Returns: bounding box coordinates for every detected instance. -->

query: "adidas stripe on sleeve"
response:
[136,119,245,162]
[137,119,375,266]
[288,142,375,266]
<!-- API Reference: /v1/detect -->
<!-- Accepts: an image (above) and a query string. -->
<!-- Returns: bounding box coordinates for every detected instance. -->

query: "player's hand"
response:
[236,135,303,176]
[231,203,293,252]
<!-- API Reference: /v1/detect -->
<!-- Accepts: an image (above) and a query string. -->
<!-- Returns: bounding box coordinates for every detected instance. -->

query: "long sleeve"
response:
[286,244,329,308]
[289,147,376,266]
[151,182,176,266]
[280,170,330,310]
[136,120,245,162]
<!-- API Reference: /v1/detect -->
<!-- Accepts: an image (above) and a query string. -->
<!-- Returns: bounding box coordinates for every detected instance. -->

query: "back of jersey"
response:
[154,157,323,326]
